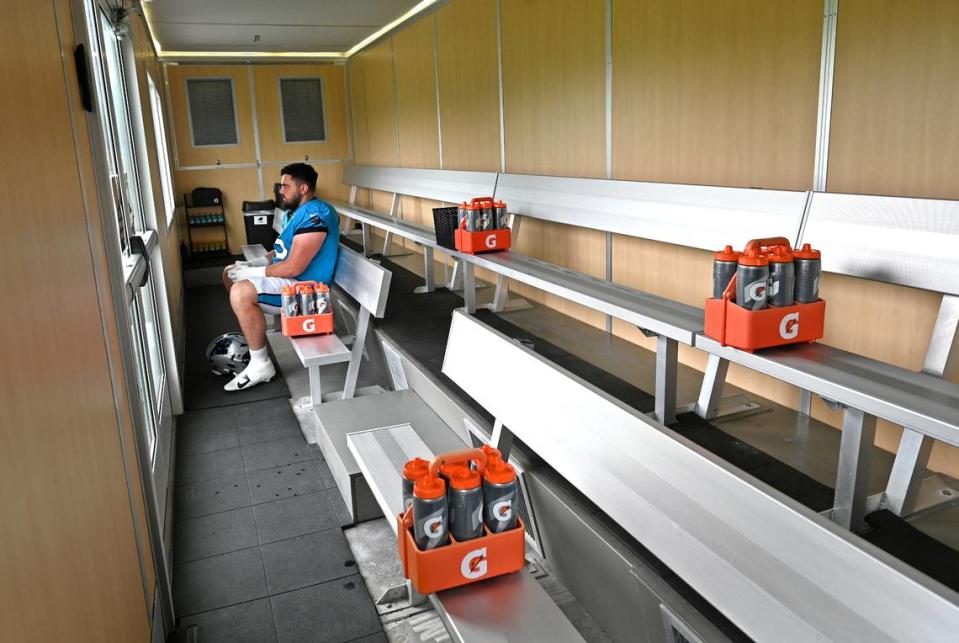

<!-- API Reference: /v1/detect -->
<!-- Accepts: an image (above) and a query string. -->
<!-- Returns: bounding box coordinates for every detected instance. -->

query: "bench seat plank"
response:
[347,423,585,643]
[473,251,705,344]
[290,334,351,367]
[695,335,959,448]
[442,310,959,642]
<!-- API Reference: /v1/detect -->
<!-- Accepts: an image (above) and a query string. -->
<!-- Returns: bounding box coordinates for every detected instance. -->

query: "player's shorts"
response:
[244,273,297,312]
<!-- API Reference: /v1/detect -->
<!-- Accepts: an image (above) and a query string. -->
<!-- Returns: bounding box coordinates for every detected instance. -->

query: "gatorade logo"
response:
[492,499,513,522]
[746,279,767,302]
[303,318,316,332]
[274,238,289,259]
[460,548,488,580]
[484,234,497,249]
[424,516,444,539]
[779,312,800,340]
[768,279,780,298]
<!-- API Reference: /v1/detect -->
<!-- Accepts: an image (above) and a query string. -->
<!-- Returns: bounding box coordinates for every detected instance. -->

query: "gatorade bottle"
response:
[280,285,299,318]
[315,283,331,314]
[477,444,502,468]
[483,460,518,533]
[735,250,769,310]
[296,283,316,316]
[448,468,484,541]
[793,243,822,303]
[767,246,795,307]
[412,476,449,550]
[712,245,741,298]
[401,457,429,512]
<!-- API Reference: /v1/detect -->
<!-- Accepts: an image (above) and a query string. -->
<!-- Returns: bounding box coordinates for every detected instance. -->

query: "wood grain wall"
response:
[0,1,151,639]
[435,0,501,172]
[346,0,959,473]
[167,61,352,253]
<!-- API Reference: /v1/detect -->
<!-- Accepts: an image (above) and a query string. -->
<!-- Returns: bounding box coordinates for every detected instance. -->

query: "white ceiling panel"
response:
[151,23,376,52]
[146,0,421,53]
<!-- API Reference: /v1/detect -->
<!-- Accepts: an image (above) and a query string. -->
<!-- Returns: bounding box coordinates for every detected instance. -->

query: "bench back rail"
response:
[441,310,959,642]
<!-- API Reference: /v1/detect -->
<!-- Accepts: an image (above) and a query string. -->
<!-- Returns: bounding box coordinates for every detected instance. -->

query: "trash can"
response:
[243,200,278,248]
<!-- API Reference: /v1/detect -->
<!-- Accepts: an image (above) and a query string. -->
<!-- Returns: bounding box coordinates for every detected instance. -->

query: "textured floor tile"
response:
[174,507,258,564]
[325,488,353,527]
[248,463,323,504]
[177,422,240,456]
[235,399,299,445]
[261,529,357,594]
[173,547,268,616]
[177,598,277,643]
[313,459,337,491]
[270,575,381,643]
[242,436,313,473]
[175,474,251,519]
[253,492,338,544]
[179,406,237,433]
[176,447,245,486]
[348,632,387,643]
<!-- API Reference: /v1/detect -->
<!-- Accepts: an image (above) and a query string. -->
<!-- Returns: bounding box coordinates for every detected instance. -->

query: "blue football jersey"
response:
[271,198,340,284]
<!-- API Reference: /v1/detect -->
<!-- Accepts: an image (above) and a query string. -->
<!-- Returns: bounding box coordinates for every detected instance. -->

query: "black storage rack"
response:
[184,189,229,258]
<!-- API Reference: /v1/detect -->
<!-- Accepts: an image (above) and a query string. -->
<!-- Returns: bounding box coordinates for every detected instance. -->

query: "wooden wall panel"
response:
[175,167,259,254]
[611,0,821,190]
[259,162,350,207]
[435,0,501,171]
[501,0,606,178]
[348,57,371,164]
[828,0,959,199]
[166,64,256,166]
[253,63,349,163]
[394,17,440,169]
[361,41,399,167]
[1,1,150,639]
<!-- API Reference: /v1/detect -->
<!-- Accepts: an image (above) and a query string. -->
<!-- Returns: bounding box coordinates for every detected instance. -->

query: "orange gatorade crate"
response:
[280,281,334,337]
[704,237,825,351]
[397,448,525,595]
[453,197,512,254]
[454,226,511,254]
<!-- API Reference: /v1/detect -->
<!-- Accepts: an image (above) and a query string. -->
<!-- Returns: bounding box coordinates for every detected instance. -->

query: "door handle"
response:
[129,234,151,288]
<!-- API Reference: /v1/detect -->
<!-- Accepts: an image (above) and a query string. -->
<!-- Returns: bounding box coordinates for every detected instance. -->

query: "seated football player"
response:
[221,162,340,391]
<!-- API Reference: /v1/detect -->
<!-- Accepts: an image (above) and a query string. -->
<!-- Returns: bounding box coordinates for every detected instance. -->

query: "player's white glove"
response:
[228,265,266,283]
[231,256,269,269]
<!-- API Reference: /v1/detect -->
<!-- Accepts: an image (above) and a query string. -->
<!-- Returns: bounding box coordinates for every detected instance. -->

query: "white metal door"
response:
[76,0,177,635]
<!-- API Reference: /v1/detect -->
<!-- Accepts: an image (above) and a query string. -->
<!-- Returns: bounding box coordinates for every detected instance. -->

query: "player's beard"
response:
[280,192,303,210]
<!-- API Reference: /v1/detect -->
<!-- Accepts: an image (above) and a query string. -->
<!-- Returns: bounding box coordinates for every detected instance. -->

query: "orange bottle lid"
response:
[767,246,794,263]
[714,245,741,262]
[296,284,314,294]
[315,283,330,293]
[738,249,769,267]
[402,457,429,482]
[793,243,821,259]
[440,463,468,479]
[450,468,482,490]
[484,461,516,485]
[481,444,502,464]
[413,475,446,500]
[280,285,296,296]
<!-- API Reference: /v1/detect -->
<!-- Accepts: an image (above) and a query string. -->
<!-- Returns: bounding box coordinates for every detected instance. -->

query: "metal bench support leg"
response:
[342,308,371,401]
[361,223,372,257]
[883,294,959,516]
[447,259,462,291]
[463,261,476,314]
[832,408,877,531]
[884,430,933,516]
[309,366,322,408]
[799,389,813,416]
[694,354,729,420]
[655,335,678,425]
[491,419,515,463]
[414,246,436,294]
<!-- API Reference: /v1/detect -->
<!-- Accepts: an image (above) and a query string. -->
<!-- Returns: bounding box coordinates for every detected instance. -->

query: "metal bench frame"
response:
[335,165,959,528]
[287,243,391,407]
[442,309,959,641]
